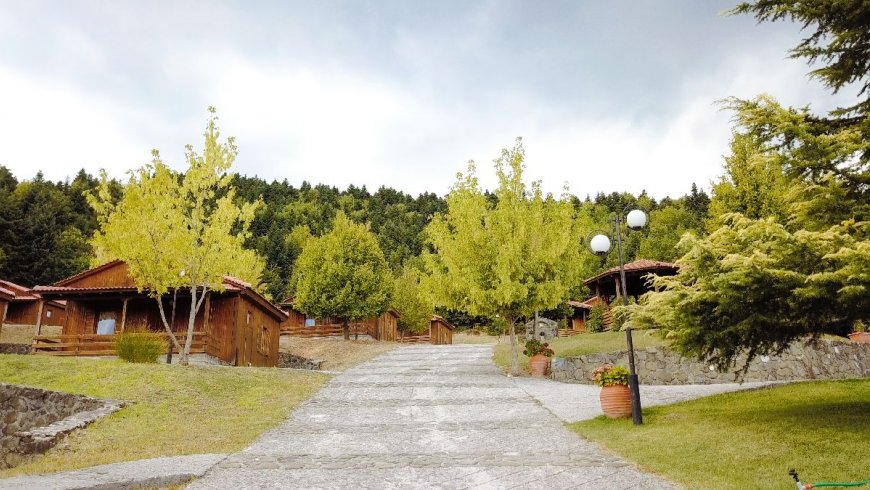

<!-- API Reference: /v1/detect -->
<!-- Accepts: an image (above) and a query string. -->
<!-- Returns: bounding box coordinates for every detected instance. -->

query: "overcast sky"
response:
[0,1,855,198]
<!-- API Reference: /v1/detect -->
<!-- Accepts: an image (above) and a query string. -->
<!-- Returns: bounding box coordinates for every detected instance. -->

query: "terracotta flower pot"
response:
[600,384,632,418]
[529,354,550,376]
[848,332,870,344]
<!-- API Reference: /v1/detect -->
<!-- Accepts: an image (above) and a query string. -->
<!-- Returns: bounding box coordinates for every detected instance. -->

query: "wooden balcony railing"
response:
[32,331,206,356]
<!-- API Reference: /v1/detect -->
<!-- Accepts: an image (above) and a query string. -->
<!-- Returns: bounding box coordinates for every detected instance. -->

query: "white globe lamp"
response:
[589,234,611,257]
[626,209,648,230]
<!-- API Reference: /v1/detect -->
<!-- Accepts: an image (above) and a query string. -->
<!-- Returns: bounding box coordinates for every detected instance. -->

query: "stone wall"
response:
[0,344,31,355]
[551,339,870,385]
[1,383,124,468]
[277,352,324,370]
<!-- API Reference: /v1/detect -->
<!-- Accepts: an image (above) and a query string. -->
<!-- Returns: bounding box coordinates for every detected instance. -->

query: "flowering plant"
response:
[523,339,555,358]
[591,364,630,387]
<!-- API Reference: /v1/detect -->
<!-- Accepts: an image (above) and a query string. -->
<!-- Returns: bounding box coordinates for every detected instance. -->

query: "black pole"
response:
[613,216,643,425]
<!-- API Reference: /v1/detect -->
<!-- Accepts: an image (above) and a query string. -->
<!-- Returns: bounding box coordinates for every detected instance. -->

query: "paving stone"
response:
[189,344,674,489]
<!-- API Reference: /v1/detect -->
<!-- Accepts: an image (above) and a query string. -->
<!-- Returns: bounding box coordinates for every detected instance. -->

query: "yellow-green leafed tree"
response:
[423,138,581,375]
[291,212,393,340]
[392,265,434,336]
[88,108,264,365]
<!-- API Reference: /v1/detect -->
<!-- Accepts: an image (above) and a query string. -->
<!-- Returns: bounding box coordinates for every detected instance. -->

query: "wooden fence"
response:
[282,323,374,339]
[397,335,431,344]
[32,331,206,356]
[557,328,583,338]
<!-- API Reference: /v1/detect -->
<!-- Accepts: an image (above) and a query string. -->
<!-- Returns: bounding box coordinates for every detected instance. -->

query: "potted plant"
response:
[523,339,555,376]
[848,321,869,344]
[592,364,632,418]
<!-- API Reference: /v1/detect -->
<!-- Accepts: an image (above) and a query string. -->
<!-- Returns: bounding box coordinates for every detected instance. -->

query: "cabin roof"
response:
[37,261,285,320]
[0,279,39,301]
[583,259,678,286]
[431,315,455,330]
[567,299,593,310]
[0,286,14,301]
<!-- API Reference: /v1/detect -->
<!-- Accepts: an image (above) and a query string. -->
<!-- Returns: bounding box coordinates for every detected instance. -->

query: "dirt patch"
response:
[278,337,397,372]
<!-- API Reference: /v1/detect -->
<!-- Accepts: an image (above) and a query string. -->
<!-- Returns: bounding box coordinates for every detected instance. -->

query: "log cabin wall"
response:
[57,261,136,288]
[3,301,65,326]
[279,308,305,333]
[375,311,398,341]
[429,320,454,345]
[62,300,96,335]
[205,294,238,363]
[4,301,40,325]
[235,294,279,367]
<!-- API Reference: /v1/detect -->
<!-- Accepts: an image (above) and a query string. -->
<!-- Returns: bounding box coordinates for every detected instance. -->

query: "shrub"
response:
[592,364,630,386]
[522,339,555,358]
[115,328,167,363]
[587,304,605,332]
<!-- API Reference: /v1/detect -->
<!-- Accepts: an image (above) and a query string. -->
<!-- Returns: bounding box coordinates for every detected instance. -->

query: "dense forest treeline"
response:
[0,165,710,302]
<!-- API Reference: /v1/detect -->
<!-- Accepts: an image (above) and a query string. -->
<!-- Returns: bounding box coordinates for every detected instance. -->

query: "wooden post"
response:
[0,301,7,338]
[120,298,128,332]
[203,292,211,334]
[34,300,45,337]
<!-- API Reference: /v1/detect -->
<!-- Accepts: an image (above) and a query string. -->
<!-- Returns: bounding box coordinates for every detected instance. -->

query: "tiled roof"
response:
[431,315,455,329]
[0,279,39,301]
[583,259,678,285]
[567,299,592,310]
[0,286,14,300]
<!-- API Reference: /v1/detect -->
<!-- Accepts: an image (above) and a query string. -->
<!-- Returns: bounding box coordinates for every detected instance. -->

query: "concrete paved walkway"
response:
[189,345,673,489]
[0,453,225,490]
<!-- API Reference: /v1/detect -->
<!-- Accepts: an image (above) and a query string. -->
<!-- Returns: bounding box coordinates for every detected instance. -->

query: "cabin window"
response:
[46,310,52,318]
[246,311,252,325]
[305,317,316,327]
[96,311,116,335]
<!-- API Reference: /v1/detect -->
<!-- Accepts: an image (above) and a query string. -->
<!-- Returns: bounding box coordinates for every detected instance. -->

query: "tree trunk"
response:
[508,317,519,376]
[156,295,183,354]
[166,291,178,364]
[181,286,208,366]
[342,319,350,340]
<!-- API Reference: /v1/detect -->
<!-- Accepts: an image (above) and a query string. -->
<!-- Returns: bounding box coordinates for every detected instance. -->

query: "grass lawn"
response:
[493,330,666,373]
[570,379,870,490]
[0,355,329,476]
[453,332,499,345]
[278,336,397,371]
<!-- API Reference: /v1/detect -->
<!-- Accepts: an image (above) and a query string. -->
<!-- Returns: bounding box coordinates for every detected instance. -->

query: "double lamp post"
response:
[587,208,647,425]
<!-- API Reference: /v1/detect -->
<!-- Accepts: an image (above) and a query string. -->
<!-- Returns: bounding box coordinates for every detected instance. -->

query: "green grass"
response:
[0,355,330,476]
[493,330,666,373]
[570,379,870,490]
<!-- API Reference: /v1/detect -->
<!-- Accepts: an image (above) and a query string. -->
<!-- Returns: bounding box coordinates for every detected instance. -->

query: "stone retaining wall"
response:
[277,352,324,370]
[551,339,869,385]
[0,343,31,355]
[0,383,124,468]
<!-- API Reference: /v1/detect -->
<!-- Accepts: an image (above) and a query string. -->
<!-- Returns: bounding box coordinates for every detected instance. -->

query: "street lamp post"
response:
[588,208,647,425]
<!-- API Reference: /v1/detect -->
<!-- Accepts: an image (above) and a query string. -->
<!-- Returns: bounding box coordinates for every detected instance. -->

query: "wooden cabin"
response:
[31,260,285,367]
[565,299,592,335]
[278,298,399,341]
[582,259,678,328]
[0,280,66,327]
[429,316,454,345]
